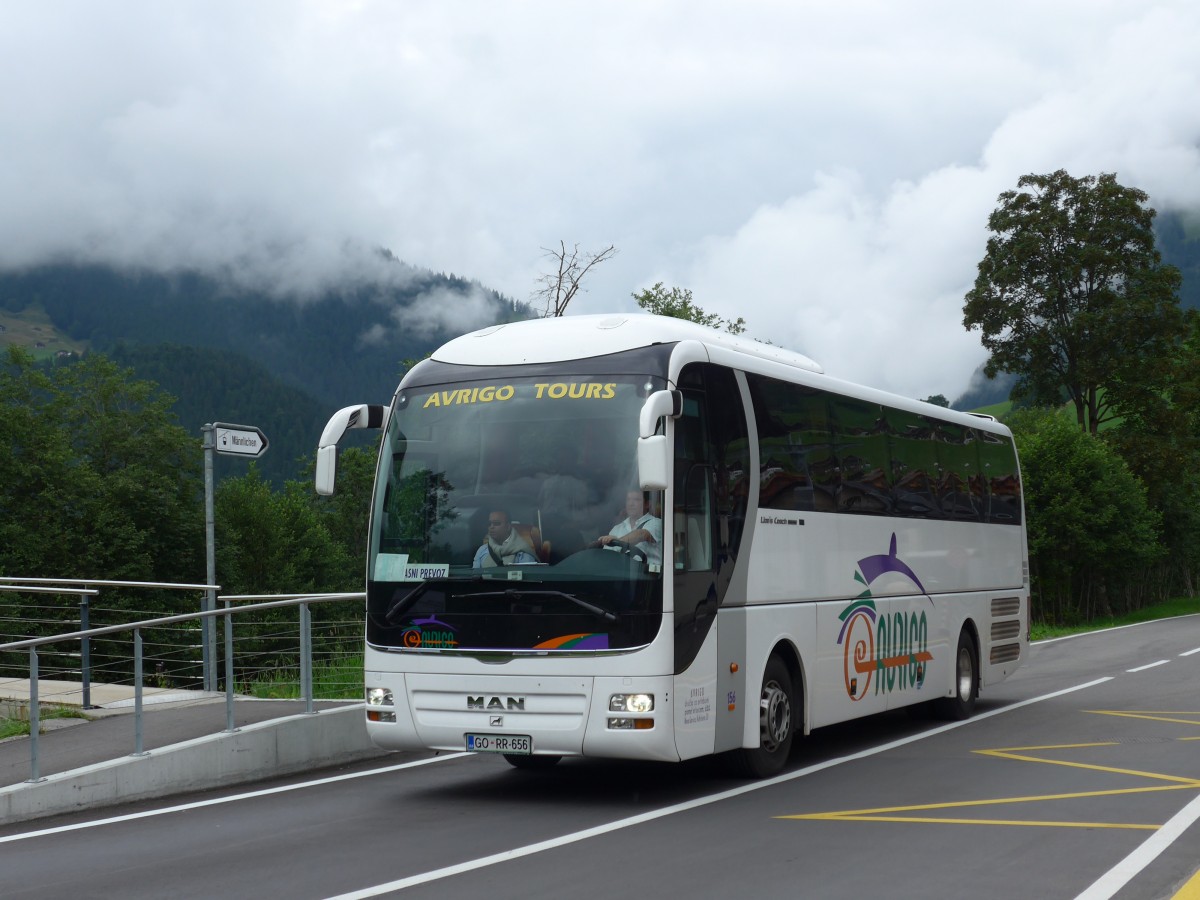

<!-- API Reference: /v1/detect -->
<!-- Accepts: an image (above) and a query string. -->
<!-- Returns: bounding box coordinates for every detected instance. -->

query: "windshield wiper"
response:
[472,589,619,624]
[383,575,481,625]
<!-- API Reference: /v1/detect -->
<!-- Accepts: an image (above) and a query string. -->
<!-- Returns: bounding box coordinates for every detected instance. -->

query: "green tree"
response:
[310,444,377,577]
[964,170,1185,434]
[0,348,206,680]
[0,348,76,575]
[55,353,205,581]
[632,282,746,334]
[1104,315,1200,597]
[923,394,950,408]
[215,465,363,682]
[1007,407,1163,624]
[0,348,203,582]
[215,465,352,595]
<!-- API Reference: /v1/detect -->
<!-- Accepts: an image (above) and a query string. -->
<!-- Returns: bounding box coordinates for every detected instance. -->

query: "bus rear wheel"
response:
[730,655,795,778]
[934,630,978,720]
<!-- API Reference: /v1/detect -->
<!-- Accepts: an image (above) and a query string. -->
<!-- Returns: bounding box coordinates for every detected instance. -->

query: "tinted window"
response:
[935,423,983,521]
[888,408,939,517]
[747,373,1021,526]
[829,395,891,514]
[979,430,1022,524]
[747,376,833,512]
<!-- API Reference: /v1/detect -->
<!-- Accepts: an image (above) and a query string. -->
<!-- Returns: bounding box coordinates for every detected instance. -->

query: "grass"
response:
[0,705,91,740]
[247,655,364,700]
[1030,595,1200,641]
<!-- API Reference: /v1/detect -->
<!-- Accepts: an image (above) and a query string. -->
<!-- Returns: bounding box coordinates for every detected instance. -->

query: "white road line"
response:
[1180,647,1200,657]
[1034,612,1200,646]
[1126,660,1170,673]
[326,677,1114,899]
[1075,790,1200,900]
[0,753,472,845]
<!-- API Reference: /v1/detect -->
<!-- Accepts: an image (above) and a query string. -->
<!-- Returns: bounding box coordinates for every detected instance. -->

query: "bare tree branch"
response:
[532,241,617,316]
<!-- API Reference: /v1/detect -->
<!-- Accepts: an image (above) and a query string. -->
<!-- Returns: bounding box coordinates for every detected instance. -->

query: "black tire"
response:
[729,654,796,778]
[504,753,562,770]
[934,629,978,720]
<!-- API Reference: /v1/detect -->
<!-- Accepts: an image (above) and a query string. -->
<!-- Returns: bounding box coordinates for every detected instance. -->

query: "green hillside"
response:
[0,303,88,359]
[0,260,532,409]
[0,260,535,486]
[105,343,335,486]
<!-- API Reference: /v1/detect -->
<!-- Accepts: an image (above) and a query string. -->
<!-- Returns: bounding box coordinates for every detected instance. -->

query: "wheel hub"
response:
[759,680,791,753]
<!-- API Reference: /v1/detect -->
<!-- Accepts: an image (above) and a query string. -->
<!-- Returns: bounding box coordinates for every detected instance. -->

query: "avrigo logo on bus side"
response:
[837,533,933,700]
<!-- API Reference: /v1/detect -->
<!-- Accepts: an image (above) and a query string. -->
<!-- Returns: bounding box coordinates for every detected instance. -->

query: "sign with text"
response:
[213,423,269,458]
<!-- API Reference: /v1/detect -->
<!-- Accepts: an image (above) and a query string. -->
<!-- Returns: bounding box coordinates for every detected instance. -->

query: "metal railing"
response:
[0,578,218,703]
[0,591,365,784]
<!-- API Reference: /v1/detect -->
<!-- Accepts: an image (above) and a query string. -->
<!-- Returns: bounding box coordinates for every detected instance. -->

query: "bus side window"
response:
[979,432,1022,524]
[674,392,713,571]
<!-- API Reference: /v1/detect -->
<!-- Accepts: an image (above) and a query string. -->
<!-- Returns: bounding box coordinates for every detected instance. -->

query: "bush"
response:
[1008,408,1164,624]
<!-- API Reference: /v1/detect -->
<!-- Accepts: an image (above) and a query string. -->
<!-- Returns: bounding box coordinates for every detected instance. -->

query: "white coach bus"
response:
[316,314,1028,776]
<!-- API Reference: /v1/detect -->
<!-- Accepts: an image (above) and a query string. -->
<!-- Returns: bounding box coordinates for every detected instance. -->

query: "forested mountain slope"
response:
[0,259,533,483]
[0,260,529,407]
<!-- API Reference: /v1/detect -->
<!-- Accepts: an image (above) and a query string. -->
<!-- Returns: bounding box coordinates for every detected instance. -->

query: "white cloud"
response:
[391,284,500,341]
[1,0,1198,400]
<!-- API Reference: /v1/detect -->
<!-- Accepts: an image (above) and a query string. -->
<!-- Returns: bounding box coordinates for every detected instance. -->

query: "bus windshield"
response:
[367,372,667,653]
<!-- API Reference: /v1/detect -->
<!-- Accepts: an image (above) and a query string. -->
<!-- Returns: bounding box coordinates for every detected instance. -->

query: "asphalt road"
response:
[2,616,1198,900]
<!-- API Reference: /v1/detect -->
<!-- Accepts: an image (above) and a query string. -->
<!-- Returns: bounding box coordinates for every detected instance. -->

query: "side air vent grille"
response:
[991,643,1021,664]
[992,597,1021,617]
[992,620,1022,641]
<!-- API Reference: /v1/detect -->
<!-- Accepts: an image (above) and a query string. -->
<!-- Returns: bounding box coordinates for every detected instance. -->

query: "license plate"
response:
[465,733,532,755]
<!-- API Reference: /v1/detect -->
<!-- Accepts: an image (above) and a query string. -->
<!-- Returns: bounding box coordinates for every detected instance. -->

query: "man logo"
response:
[467,696,526,711]
[490,716,503,727]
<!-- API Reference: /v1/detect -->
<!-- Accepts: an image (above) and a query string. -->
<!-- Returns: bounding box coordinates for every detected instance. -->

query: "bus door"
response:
[671,363,750,760]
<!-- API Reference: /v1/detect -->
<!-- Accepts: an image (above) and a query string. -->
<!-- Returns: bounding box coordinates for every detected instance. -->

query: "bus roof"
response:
[432,313,825,374]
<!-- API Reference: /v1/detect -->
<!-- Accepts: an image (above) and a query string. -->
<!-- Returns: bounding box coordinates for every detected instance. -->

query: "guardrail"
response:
[0,578,218,703]
[0,591,365,784]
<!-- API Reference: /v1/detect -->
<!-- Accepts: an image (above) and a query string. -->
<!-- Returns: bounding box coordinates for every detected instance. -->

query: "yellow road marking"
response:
[975,743,1200,786]
[779,782,1196,820]
[1086,710,1200,727]
[780,711,1200,831]
[1174,867,1200,899]
[783,814,1158,830]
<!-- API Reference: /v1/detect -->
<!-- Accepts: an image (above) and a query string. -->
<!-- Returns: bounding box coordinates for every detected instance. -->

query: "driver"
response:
[473,509,538,568]
[594,489,662,566]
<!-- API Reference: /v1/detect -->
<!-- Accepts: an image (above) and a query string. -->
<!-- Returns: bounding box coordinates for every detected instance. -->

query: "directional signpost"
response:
[201,422,269,691]
[213,423,269,458]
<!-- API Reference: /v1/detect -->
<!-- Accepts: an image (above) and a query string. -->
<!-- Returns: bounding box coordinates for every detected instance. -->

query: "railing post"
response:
[80,590,93,709]
[131,628,148,757]
[202,424,217,692]
[223,599,238,733]
[27,647,44,784]
[300,601,314,715]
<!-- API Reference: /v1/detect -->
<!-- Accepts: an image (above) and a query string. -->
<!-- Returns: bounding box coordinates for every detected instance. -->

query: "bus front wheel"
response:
[934,630,978,720]
[731,655,795,778]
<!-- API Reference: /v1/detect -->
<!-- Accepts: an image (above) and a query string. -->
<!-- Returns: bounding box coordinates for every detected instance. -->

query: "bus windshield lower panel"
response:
[366,371,667,652]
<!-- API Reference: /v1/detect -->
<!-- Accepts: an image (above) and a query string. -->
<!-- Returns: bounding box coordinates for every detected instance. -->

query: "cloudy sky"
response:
[3,1,1199,401]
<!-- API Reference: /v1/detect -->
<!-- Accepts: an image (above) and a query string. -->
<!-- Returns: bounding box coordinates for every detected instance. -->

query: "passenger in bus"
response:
[593,489,662,565]
[473,509,538,567]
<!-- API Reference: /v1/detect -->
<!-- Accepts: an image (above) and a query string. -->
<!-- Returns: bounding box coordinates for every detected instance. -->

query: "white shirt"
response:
[608,512,663,566]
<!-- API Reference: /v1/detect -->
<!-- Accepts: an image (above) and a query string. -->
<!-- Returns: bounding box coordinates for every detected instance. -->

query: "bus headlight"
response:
[609,693,654,713]
[366,688,396,723]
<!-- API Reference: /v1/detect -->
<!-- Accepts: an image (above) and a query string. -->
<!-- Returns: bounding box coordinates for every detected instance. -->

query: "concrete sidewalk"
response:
[0,680,388,825]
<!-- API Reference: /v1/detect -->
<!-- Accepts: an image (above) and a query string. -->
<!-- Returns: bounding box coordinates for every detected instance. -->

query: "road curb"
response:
[0,704,387,825]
